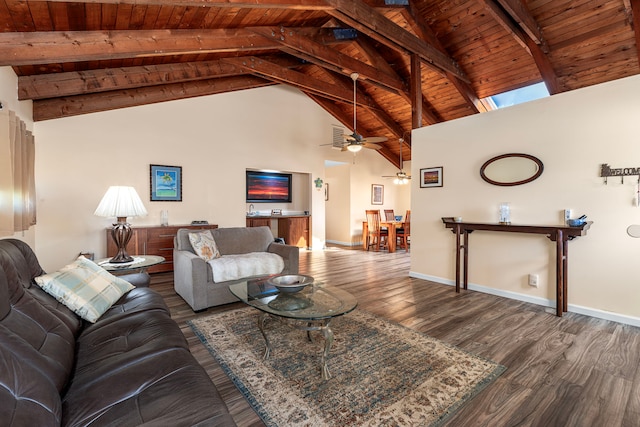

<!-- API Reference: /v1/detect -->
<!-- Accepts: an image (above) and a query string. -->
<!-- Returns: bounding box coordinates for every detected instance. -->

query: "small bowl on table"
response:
[267,274,314,294]
[566,218,586,227]
[395,216,403,222]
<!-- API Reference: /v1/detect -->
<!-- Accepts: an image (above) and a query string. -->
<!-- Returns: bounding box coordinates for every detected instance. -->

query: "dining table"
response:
[361,220,404,253]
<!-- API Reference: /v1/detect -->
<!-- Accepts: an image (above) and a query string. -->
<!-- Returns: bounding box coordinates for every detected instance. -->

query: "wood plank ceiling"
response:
[1,0,638,167]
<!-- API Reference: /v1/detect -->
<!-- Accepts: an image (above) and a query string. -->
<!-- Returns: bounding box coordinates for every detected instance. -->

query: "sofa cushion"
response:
[62,347,234,427]
[34,256,134,323]
[189,230,220,261]
[0,327,62,426]
[0,267,75,393]
[208,252,284,282]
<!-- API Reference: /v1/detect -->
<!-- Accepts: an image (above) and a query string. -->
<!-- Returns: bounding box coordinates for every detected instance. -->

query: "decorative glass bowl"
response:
[566,218,586,227]
[267,274,314,293]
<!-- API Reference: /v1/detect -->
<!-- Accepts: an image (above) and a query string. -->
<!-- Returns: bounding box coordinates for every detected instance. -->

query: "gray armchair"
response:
[173,226,299,311]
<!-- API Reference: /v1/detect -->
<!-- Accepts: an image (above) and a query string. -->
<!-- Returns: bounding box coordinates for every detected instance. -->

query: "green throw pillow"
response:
[34,256,135,323]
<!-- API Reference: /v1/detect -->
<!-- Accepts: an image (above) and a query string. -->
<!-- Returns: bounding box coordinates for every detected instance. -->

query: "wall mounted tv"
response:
[246,170,292,203]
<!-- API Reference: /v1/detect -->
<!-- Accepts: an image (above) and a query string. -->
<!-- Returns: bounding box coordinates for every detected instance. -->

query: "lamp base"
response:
[109,218,134,263]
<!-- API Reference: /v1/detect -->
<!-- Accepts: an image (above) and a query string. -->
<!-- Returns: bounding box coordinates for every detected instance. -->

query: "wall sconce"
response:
[314,177,324,190]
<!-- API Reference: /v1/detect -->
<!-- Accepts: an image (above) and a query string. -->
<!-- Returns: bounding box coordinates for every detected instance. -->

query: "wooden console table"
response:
[441,217,592,317]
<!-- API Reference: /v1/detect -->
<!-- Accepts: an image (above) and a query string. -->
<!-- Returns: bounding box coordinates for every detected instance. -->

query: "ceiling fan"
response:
[336,73,388,153]
[383,138,411,184]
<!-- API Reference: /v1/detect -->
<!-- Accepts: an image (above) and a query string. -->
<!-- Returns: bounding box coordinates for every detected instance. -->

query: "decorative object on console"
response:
[499,202,511,225]
[150,164,182,201]
[95,186,147,263]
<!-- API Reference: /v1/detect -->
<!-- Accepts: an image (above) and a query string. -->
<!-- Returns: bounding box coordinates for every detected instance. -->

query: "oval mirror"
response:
[480,153,544,186]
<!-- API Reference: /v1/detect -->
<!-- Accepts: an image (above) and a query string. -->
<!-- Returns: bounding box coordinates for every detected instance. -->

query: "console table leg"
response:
[463,231,469,290]
[563,239,569,313]
[455,226,461,293]
[556,231,564,317]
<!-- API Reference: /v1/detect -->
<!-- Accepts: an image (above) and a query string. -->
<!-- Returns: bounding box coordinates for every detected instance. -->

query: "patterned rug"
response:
[189,308,505,427]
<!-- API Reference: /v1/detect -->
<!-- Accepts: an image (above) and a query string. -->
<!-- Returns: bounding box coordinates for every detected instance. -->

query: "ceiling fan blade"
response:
[362,142,382,149]
[361,136,388,143]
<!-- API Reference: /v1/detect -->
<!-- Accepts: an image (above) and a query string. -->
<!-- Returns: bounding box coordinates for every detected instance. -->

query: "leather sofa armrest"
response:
[267,243,299,274]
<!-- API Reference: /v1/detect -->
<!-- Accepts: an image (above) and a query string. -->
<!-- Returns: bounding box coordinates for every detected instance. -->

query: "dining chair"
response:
[397,210,411,251]
[384,210,395,221]
[365,210,388,251]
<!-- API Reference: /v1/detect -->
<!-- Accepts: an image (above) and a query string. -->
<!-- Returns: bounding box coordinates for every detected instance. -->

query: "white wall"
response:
[410,74,640,324]
[26,82,406,271]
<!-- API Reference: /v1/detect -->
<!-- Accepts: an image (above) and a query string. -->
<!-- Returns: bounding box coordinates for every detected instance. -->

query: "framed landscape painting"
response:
[420,167,443,188]
[150,164,182,201]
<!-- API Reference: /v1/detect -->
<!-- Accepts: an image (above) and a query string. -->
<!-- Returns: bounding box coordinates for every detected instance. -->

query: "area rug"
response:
[188,308,505,427]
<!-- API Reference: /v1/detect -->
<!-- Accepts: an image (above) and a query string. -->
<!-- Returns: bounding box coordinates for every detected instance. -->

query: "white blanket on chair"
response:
[207,252,284,282]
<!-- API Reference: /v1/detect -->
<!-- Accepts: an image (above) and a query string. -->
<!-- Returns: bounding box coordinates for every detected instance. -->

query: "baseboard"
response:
[409,271,640,328]
[325,240,360,247]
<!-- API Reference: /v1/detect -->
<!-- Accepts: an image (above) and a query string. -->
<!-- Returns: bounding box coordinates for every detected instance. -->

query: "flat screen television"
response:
[246,170,292,203]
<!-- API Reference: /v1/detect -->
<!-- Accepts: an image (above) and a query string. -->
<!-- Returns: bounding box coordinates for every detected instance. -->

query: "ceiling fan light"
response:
[347,143,362,153]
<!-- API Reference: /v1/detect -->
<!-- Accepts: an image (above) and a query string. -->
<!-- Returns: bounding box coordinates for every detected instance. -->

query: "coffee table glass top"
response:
[95,255,165,271]
[229,277,357,321]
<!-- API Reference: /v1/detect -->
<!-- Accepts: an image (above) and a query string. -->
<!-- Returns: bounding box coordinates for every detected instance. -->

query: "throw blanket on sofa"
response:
[207,252,284,282]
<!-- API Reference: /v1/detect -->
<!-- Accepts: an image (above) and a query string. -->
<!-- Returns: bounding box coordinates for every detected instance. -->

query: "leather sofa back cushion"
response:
[0,267,75,392]
[34,256,134,323]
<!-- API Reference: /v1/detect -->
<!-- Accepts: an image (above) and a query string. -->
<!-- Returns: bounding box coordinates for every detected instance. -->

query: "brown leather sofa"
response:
[0,238,237,426]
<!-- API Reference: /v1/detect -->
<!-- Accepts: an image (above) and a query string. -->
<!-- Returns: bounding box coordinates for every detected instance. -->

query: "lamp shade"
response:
[94,186,147,218]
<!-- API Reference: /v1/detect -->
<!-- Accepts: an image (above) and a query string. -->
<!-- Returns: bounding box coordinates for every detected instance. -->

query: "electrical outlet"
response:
[528,274,539,287]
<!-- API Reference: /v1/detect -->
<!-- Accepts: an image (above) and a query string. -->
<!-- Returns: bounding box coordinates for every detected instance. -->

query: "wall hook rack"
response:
[600,163,640,185]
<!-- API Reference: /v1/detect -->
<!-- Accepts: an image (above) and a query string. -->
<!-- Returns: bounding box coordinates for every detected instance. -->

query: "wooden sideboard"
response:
[106,224,218,273]
[246,215,310,249]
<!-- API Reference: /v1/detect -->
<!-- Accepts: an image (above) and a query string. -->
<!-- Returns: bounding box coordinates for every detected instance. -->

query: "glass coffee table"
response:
[229,276,358,380]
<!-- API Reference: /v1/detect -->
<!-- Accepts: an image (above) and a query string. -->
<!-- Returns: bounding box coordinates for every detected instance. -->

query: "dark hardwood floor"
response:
[152,246,640,427]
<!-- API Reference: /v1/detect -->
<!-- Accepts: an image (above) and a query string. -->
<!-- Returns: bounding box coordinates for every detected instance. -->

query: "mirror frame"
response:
[480,153,544,186]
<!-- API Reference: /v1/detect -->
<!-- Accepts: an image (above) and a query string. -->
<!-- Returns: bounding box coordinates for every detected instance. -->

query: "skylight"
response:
[486,82,550,109]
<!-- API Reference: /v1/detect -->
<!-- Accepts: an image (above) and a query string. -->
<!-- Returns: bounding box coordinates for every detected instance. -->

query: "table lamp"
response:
[94,186,147,263]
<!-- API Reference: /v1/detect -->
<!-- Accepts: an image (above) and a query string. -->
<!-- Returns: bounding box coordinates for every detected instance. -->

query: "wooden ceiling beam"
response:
[495,0,544,45]
[18,56,303,100]
[18,60,246,100]
[0,29,280,66]
[401,4,487,114]
[249,26,405,94]
[323,0,469,83]
[479,0,562,95]
[354,35,440,128]
[221,56,378,107]
[31,0,332,9]
[32,75,274,121]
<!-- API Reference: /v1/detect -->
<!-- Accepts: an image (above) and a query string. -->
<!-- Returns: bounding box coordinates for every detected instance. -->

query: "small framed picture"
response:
[150,164,182,201]
[420,167,443,188]
[371,184,384,205]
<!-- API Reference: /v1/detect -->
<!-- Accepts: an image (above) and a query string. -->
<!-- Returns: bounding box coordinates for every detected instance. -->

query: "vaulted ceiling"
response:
[1,0,639,167]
